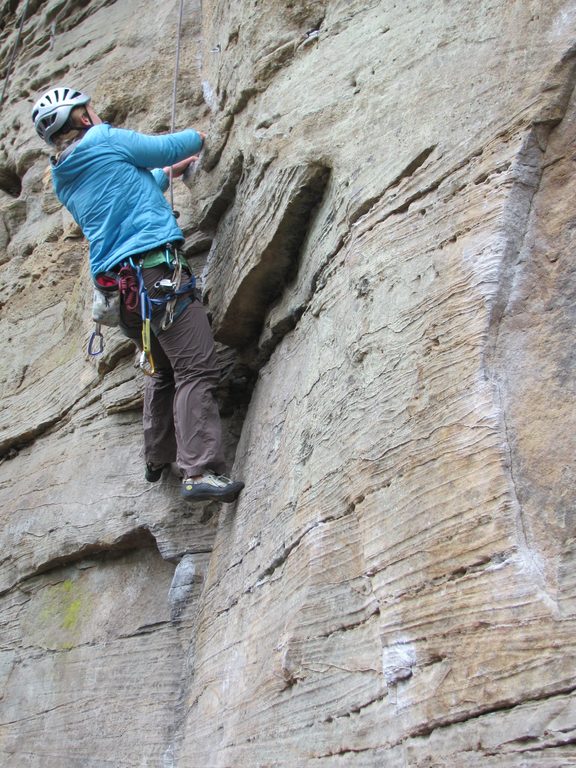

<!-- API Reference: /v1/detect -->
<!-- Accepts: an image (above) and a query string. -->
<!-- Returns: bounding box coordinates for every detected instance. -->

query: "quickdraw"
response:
[136,263,155,375]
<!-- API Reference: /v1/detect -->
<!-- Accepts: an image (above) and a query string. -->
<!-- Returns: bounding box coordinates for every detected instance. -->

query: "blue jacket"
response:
[51,123,204,275]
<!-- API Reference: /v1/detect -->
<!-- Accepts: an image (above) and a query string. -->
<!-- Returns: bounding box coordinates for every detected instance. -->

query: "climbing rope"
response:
[169,0,186,211]
[0,0,31,106]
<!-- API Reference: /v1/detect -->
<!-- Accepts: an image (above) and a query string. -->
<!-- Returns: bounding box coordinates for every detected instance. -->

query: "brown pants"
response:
[121,263,226,478]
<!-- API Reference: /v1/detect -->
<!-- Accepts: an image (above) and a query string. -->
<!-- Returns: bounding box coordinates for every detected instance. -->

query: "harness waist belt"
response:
[138,247,188,270]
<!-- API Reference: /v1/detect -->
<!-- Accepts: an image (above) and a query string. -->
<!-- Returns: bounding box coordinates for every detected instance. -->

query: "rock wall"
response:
[1,0,576,765]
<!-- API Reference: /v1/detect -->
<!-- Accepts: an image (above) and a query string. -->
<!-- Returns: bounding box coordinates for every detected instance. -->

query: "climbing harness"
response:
[130,245,196,375]
[87,247,195,369]
[0,0,31,106]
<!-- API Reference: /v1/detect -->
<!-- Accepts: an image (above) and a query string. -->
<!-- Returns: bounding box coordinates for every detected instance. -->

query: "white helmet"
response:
[31,86,91,144]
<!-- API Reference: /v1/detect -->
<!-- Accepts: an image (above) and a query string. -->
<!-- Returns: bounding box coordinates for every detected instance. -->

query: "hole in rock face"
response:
[0,165,22,197]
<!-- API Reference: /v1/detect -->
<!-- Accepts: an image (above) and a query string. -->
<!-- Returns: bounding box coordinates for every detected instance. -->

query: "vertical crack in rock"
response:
[484,49,576,608]
[192,150,244,230]
[208,161,331,354]
[483,127,550,598]
[198,113,235,173]
[484,127,550,364]
[491,44,576,332]
[163,554,204,767]
[485,43,576,354]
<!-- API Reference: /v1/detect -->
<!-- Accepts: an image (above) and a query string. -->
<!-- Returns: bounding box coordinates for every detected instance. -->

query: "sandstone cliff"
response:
[1,0,576,766]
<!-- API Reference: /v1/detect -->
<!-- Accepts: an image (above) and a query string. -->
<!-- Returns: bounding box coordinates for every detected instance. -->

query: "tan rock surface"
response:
[1,0,576,766]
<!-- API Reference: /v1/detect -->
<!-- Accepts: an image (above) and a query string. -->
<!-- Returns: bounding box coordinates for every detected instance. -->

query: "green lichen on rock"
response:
[37,577,91,648]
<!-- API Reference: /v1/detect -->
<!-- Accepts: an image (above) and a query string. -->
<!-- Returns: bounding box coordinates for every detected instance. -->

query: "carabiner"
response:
[140,318,155,375]
[139,349,155,375]
[88,323,104,356]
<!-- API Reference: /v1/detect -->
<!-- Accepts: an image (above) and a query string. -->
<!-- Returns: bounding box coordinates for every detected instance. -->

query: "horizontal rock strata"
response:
[0,0,575,766]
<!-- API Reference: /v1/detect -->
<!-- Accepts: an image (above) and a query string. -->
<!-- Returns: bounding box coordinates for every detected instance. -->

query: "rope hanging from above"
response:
[169,0,186,212]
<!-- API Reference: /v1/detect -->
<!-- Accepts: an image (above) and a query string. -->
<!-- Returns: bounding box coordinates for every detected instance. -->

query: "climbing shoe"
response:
[145,462,170,482]
[181,473,245,503]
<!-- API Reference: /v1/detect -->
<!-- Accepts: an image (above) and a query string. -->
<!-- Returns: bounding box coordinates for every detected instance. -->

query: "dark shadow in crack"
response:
[215,162,331,353]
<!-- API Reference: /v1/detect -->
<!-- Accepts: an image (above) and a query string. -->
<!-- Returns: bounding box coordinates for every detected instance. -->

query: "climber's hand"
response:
[164,155,199,178]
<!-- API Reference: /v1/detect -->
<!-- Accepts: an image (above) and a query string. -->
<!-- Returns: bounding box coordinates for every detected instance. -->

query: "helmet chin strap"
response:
[63,109,94,141]
[83,109,94,127]
[72,108,94,132]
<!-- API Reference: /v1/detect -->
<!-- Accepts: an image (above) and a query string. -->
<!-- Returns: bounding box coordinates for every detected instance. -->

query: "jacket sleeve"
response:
[151,168,169,192]
[108,126,204,170]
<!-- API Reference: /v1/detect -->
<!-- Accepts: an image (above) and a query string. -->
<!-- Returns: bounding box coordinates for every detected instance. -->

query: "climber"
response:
[31,85,244,504]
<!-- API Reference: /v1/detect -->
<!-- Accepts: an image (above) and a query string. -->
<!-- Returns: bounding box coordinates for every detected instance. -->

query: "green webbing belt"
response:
[139,247,187,269]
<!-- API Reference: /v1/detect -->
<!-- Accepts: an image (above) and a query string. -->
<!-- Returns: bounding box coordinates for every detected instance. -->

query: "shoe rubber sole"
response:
[145,463,170,482]
[182,481,245,503]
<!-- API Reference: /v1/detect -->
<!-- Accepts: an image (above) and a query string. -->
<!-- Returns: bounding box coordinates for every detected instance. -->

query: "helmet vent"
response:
[31,86,91,144]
